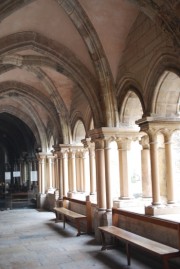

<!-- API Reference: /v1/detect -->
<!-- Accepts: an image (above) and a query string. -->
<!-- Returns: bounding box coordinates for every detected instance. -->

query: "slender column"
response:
[75,150,81,191]
[79,150,84,191]
[82,149,90,193]
[37,154,46,194]
[54,153,60,192]
[94,139,106,210]
[53,146,60,191]
[23,162,28,186]
[59,152,63,199]
[164,131,175,204]
[89,145,96,194]
[117,138,132,199]
[104,139,112,211]
[62,151,68,196]
[140,135,152,198]
[47,155,55,188]
[19,158,23,186]
[149,133,161,205]
[68,149,76,192]
[28,158,32,190]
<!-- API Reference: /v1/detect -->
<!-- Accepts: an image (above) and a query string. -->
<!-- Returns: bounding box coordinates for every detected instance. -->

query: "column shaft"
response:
[62,151,68,196]
[149,141,161,205]
[165,138,175,204]
[95,140,106,210]
[104,140,112,210]
[140,136,152,198]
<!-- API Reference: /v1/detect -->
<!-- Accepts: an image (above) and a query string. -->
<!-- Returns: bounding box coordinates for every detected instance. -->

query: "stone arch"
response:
[144,52,180,115]
[0,32,103,128]
[152,71,180,117]
[117,79,145,126]
[0,81,62,152]
[120,91,143,126]
[23,66,72,144]
[73,119,86,144]
[0,105,41,151]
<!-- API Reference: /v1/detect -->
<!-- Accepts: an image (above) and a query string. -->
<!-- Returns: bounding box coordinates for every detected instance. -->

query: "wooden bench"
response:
[112,208,180,250]
[99,225,180,269]
[54,196,92,236]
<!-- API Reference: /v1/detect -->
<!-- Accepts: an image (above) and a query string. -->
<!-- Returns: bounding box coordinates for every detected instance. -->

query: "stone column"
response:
[89,145,96,194]
[104,138,112,211]
[75,150,81,191]
[94,139,106,210]
[68,148,76,193]
[117,138,132,199]
[59,152,64,199]
[79,150,84,191]
[82,138,96,195]
[164,131,175,204]
[140,135,152,198]
[37,154,46,194]
[19,158,25,186]
[82,149,90,193]
[149,133,161,205]
[54,153,60,193]
[62,150,69,196]
[47,155,55,189]
[27,158,33,190]
[52,146,60,193]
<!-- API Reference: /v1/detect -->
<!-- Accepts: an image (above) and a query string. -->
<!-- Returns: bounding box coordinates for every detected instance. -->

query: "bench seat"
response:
[99,226,180,269]
[54,207,87,236]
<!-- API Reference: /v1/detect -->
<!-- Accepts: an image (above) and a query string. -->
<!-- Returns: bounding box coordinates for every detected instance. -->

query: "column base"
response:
[113,197,138,208]
[36,193,47,209]
[94,208,112,242]
[145,204,180,215]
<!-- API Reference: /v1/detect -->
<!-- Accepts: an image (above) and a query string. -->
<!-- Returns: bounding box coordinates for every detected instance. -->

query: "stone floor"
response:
[0,208,180,269]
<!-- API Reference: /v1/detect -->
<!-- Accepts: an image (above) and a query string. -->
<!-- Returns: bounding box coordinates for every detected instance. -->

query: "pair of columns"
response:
[89,128,140,211]
[37,153,56,194]
[137,117,180,206]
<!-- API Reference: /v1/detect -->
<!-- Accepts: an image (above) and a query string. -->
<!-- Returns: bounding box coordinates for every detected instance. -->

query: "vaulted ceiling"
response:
[0,0,179,161]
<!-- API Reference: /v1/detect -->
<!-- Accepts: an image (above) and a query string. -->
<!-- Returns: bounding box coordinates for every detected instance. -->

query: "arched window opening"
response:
[73,120,86,144]
[121,91,143,128]
[89,118,94,131]
[48,135,54,153]
[153,71,180,117]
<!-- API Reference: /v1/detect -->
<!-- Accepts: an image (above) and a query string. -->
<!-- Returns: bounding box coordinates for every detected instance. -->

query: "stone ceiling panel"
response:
[0,0,95,76]
[0,67,48,97]
[79,0,139,79]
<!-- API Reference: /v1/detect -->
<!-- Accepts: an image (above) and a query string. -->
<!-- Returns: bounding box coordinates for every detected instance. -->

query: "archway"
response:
[0,113,38,209]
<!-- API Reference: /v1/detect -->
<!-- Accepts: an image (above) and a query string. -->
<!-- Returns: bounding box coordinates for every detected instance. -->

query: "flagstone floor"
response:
[0,208,179,269]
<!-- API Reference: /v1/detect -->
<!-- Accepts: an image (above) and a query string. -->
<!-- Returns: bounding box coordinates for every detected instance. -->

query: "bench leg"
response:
[75,220,81,236]
[63,215,66,229]
[99,230,107,250]
[126,243,131,266]
[162,257,169,269]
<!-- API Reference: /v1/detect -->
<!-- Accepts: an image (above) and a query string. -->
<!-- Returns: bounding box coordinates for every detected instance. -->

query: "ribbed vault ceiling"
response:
[0,0,179,161]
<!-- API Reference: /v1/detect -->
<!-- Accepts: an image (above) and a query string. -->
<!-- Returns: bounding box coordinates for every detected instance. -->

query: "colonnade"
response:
[11,157,38,191]
[37,121,180,212]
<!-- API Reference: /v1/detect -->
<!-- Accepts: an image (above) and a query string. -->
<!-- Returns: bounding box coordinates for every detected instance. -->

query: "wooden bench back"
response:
[62,196,92,233]
[112,208,180,250]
